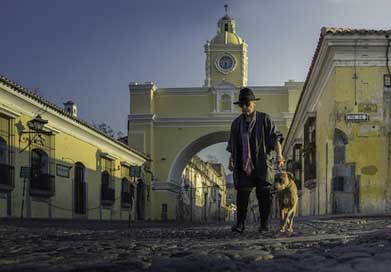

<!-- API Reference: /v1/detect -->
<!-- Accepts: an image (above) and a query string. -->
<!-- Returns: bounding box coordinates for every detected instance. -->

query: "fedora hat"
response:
[233,87,260,105]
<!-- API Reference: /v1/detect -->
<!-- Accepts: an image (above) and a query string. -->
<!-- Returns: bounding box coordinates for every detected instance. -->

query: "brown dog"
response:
[273,171,298,233]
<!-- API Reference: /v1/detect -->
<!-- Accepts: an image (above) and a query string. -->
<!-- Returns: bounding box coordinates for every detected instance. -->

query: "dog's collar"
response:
[285,176,293,189]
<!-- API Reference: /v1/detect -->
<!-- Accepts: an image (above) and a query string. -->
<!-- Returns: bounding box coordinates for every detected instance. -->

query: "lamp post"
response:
[18,115,52,222]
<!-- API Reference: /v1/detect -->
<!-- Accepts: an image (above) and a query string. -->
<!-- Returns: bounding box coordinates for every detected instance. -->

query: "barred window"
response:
[121,178,129,193]
[292,144,302,190]
[31,149,49,177]
[102,158,113,173]
[304,117,316,181]
[0,137,6,163]
[0,114,13,165]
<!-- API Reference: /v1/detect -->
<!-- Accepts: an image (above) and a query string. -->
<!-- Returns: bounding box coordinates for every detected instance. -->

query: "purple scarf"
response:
[240,112,256,176]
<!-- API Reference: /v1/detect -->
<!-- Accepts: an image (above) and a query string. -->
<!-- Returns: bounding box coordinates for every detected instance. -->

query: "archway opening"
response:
[168,131,233,222]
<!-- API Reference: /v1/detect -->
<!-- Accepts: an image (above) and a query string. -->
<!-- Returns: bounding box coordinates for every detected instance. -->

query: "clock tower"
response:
[204,7,248,87]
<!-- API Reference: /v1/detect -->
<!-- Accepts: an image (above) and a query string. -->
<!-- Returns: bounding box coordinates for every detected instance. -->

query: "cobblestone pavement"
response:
[0,215,391,272]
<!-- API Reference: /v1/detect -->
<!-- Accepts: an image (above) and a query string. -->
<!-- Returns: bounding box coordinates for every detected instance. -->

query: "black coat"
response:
[226,111,283,188]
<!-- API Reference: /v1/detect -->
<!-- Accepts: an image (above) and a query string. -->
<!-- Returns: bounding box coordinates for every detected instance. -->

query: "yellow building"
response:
[128,11,304,220]
[0,75,150,220]
[178,155,227,222]
[225,174,236,222]
[284,28,391,216]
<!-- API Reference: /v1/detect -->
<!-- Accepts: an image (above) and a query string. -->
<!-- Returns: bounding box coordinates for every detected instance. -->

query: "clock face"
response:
[219,55,234,70]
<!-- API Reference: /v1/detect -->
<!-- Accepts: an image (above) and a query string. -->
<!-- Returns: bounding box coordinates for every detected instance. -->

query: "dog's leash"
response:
[270,163,283,195]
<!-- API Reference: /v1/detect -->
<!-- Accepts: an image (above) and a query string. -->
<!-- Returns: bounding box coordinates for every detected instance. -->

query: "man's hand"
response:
[276,154,285,169]
[274,141,285,169]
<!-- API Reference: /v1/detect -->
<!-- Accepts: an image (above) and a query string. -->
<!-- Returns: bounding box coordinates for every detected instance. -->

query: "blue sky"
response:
[2,0,391,133]
[2,0,391,168]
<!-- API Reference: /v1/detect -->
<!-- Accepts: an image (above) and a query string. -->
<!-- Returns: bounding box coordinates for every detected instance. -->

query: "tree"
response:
[93,122,115,138]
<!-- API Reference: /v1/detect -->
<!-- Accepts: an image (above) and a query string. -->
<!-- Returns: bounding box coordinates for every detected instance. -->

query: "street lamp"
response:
[18,114,52,222]
[19,115,53,153]
[27,114,48,132]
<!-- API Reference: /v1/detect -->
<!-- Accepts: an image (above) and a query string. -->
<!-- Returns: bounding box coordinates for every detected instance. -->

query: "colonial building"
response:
[225,174,236,222]
[0,75,150,220]
[178,155,227,222]
[284,28,391,216]
[128,10,304,220]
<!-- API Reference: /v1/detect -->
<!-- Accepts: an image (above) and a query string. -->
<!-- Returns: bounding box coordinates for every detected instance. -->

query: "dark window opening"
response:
[304,117,316,183]
[101,171,115,205]
[161,203,168,221]
[121,178,134,208]
[30,148,55,196]
[74,162,86,214]
[292,143,302,190]
[333,176,344,191]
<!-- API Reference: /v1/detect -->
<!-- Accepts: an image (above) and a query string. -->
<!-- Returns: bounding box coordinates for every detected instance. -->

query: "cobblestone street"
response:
[1,215,391,272]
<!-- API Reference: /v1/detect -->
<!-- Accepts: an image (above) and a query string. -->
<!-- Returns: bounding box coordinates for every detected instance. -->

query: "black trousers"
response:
[236,173,272,227]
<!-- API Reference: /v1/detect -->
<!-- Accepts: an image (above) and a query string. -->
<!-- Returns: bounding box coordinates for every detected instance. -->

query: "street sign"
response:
[20,166,31,179]
[56,164,71,178]
[130,166,141,177]
[345,113,369,122]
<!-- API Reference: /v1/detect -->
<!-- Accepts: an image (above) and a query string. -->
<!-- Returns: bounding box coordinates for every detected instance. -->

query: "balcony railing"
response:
[30,174,55,197]
[0,163,15,191]
[101,188,115,205]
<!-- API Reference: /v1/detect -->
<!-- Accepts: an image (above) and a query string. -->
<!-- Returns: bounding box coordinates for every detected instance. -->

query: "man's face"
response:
[240,101,256,116]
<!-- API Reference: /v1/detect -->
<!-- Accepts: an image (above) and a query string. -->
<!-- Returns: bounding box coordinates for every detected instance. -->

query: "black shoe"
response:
[258,225,269,233]
[231,223,245,234]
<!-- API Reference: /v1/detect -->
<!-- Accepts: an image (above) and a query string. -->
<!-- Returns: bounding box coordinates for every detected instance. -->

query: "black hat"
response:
[233,87,260,105]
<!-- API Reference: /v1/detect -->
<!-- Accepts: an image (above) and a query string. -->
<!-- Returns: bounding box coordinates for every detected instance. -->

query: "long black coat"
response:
[226,111,283,188]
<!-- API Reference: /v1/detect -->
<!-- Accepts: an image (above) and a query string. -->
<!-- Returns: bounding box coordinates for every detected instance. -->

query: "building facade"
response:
[178,155,227,222]
[0,76,150,220]
[128,11,303,220]
[284,28,391,216]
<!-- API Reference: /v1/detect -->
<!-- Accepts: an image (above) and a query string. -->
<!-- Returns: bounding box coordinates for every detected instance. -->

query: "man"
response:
[227,87,285,233]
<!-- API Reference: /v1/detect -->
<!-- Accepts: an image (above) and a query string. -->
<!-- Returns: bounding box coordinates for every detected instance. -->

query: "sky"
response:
[2,0,391,170]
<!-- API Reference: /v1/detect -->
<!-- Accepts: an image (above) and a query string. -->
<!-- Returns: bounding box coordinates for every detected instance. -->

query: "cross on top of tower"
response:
[224,4,228,16]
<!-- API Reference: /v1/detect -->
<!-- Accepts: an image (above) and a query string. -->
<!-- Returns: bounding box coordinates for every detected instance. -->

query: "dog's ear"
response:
[287,172,295,181]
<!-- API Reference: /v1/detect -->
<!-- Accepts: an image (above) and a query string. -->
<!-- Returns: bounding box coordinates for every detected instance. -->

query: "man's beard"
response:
[243,110,255,117]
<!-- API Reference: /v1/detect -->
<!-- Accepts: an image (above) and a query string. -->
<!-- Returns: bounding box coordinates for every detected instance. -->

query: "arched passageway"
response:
[167,131,230,186]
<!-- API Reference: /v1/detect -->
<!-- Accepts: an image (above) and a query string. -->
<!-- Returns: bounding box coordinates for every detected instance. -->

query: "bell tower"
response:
[204,5,248,87]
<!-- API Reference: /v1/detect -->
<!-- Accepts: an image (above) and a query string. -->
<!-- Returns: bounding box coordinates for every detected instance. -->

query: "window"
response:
[221,94,231,112]
[292,144,302,190]
[384,74,391,88]
[0,137,6,163]
[224,24,228,32]
[161,204,168,221]
[333,176,344,191]
[121,178,132,208]
[304,117,316,182]
[0,115,12,160]
[102,157,113,173]
[31,149,49,176]
[0,137,14,191]
[30,148,55,196]
[74,162,86,214]
[101,170,115,204]
[122,178,129,193]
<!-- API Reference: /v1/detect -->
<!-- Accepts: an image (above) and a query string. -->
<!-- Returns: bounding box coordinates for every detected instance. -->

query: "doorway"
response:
[74,162,86,215]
